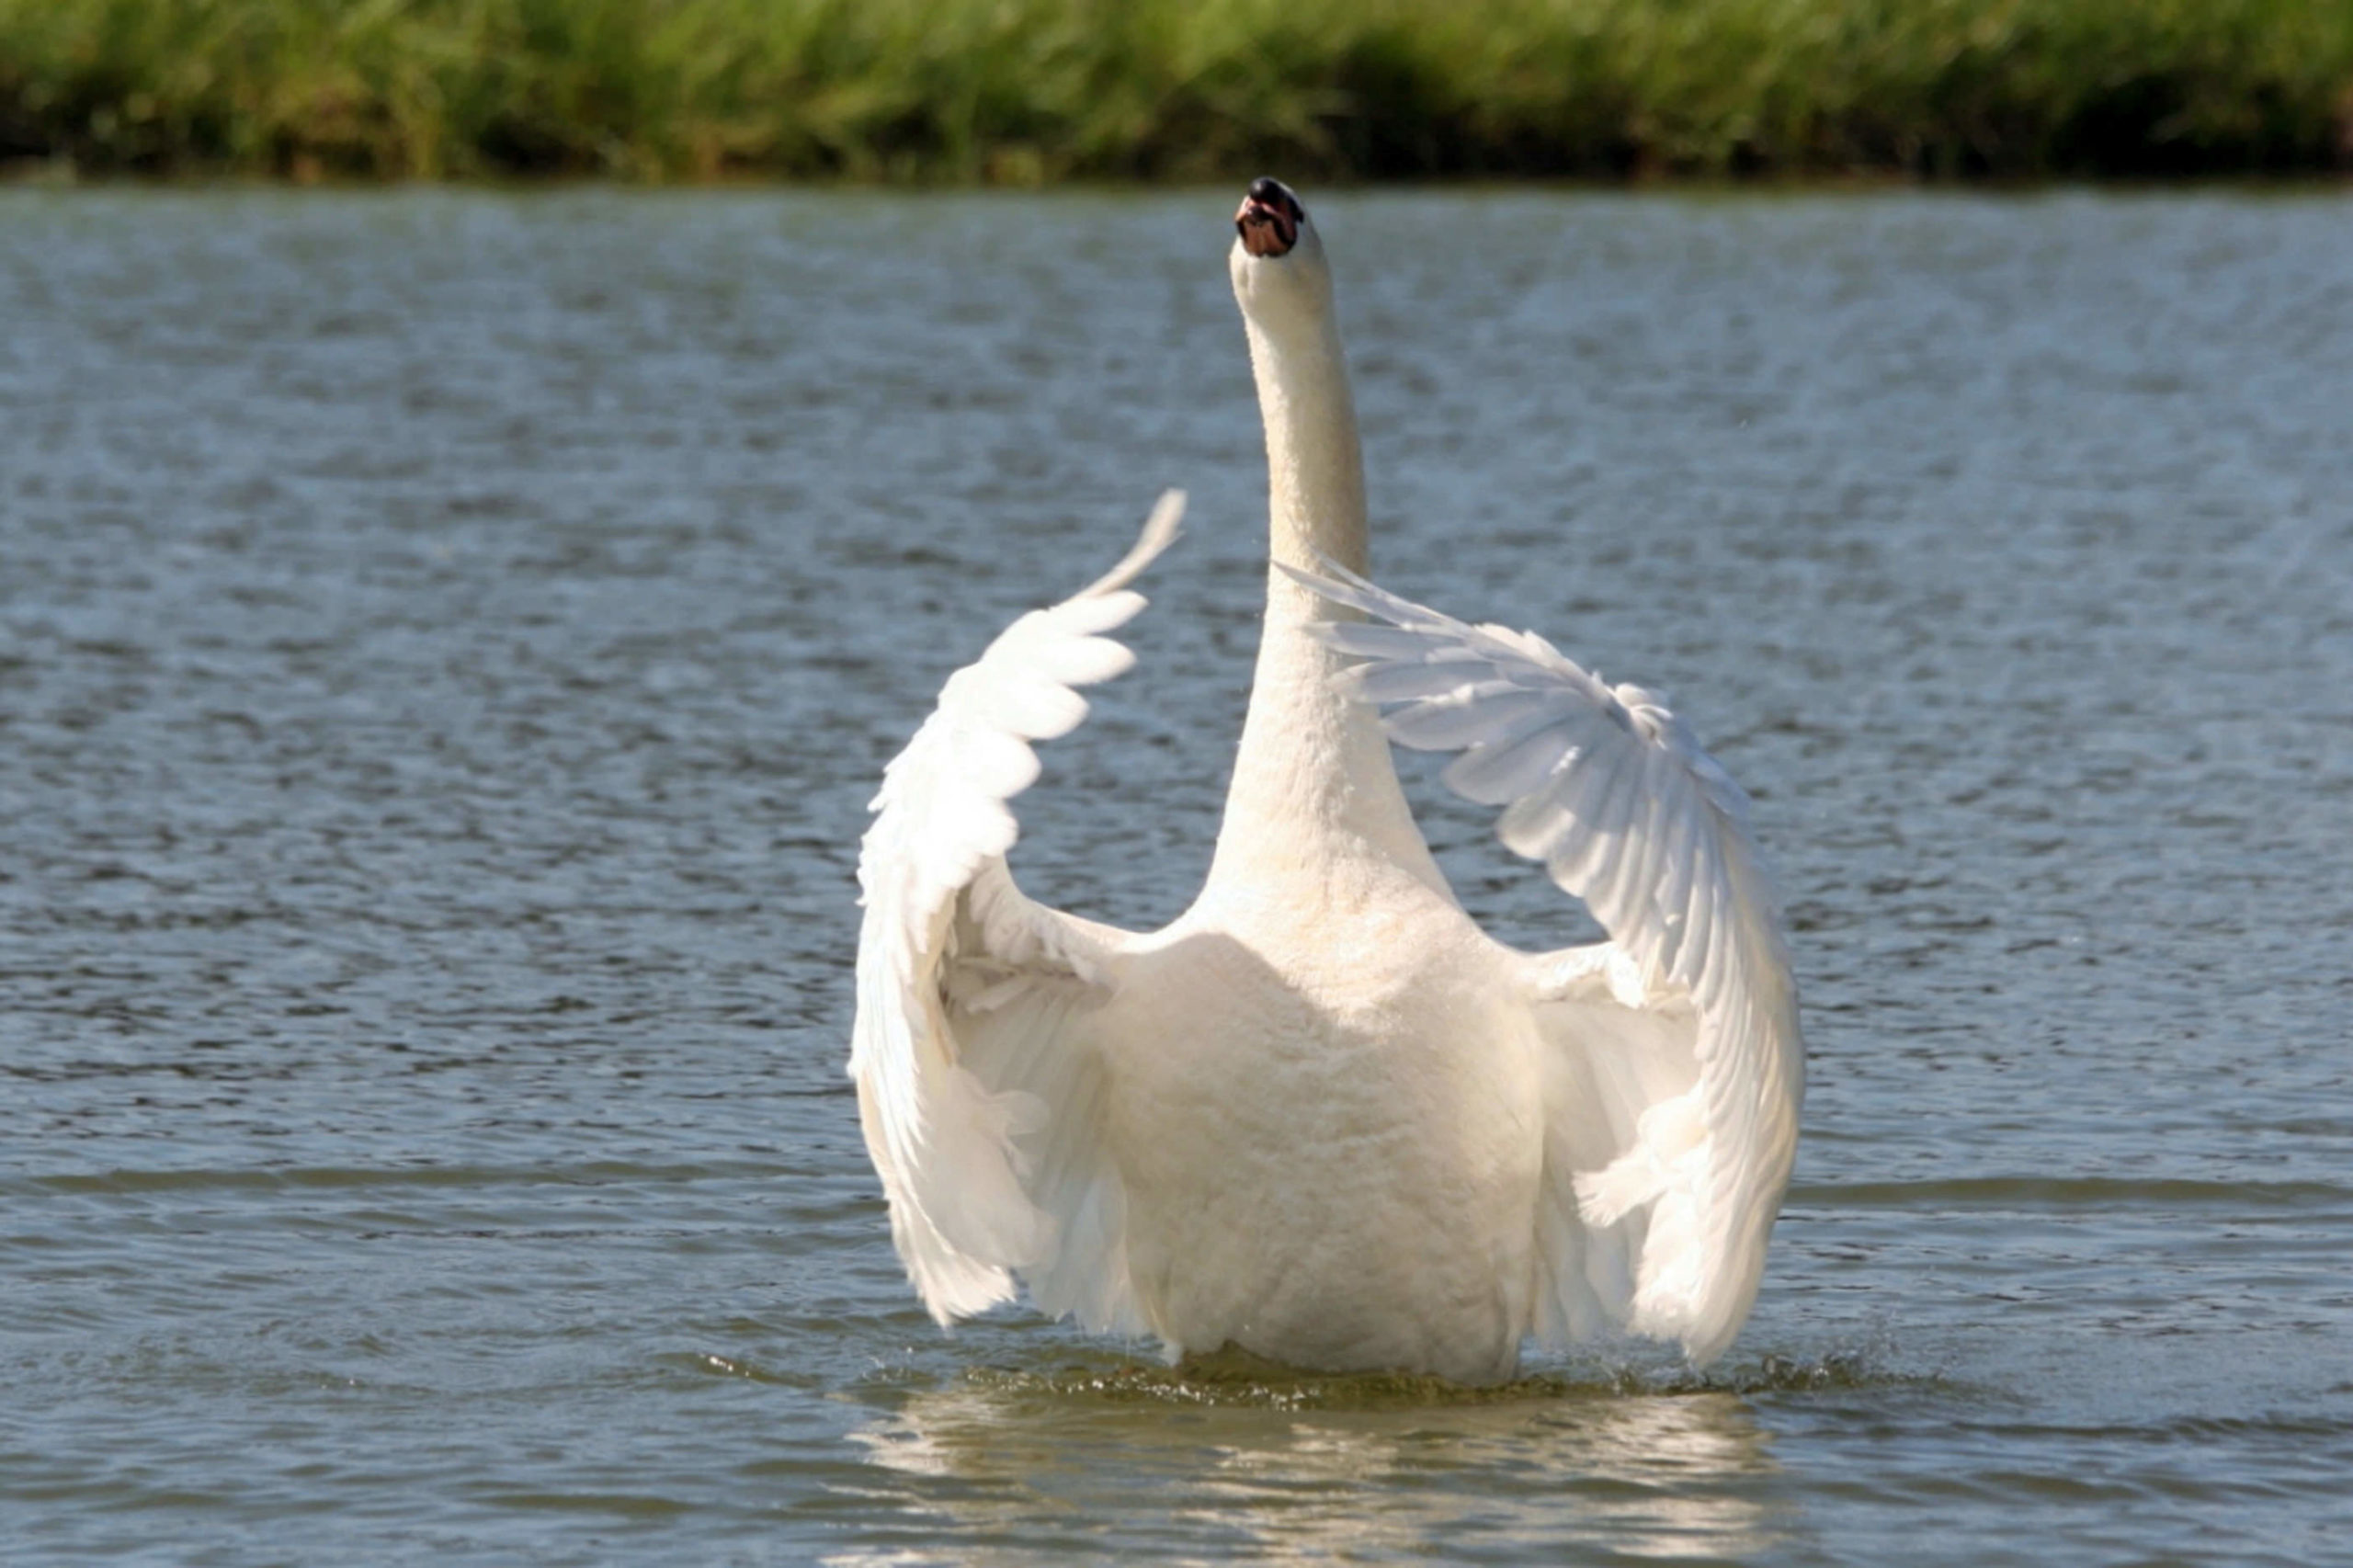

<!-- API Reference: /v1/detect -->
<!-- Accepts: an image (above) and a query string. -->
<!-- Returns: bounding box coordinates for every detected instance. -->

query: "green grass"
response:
[4,0,2350,182]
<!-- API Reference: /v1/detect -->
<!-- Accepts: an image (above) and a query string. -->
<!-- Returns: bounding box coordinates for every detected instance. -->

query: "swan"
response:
[850,178,1802,1381]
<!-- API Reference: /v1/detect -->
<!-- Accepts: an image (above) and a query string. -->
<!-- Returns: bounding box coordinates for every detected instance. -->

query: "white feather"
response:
[849,493,1181,1331]
[847,183,1802,1378]
[1281,557,1803,1364]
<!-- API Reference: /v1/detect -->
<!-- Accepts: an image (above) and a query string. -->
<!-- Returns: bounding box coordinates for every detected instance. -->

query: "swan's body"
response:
[850,181,1801,1379]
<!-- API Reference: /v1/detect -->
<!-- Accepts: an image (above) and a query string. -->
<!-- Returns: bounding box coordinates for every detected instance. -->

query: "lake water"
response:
[4,186,2349,1565]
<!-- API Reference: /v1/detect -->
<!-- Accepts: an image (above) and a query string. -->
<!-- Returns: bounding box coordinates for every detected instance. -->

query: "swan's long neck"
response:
[1252,315,1369,578]
[1203,311,1445,902]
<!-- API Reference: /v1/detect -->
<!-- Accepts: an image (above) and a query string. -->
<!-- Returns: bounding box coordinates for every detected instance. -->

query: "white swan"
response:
[850,178,1802,1381]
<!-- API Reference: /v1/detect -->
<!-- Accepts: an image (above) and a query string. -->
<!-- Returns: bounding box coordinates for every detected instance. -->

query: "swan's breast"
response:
[1097,886,1544,1379]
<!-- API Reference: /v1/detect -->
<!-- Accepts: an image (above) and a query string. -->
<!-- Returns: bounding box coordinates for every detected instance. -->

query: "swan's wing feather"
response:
[852,493,1182,1333]
[1286,559,1802,1366]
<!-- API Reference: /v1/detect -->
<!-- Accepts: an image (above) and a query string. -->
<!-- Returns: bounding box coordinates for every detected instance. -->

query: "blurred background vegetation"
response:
[3,0,2349,182]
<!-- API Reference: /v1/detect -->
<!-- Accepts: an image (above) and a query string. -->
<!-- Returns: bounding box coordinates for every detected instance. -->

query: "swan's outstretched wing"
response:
[852,493,1183,1335]
[1289,561,1802,1366]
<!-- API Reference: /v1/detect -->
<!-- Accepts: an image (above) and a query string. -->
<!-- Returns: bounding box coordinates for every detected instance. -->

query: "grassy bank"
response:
[4,0,2350,183]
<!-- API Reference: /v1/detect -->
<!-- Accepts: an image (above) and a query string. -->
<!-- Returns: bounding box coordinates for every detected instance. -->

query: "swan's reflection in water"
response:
[827,1359,1790,1563]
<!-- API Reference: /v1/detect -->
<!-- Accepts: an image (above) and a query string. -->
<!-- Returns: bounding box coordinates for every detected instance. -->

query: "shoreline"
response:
[7,165,2350,195]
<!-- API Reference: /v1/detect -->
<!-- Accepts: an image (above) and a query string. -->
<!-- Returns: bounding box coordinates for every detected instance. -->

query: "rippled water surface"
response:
[5,187,2350,1565]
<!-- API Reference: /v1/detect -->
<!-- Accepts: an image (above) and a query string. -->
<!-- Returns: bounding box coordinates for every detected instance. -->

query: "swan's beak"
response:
[1235,176,1303,258]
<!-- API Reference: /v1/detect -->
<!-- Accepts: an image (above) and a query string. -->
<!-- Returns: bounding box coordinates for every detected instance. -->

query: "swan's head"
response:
[1230,176,1333,335]
[1234,176,1304,259]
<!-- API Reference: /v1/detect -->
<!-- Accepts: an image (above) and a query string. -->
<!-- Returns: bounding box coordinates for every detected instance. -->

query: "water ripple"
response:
[3,187,2350,1567]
